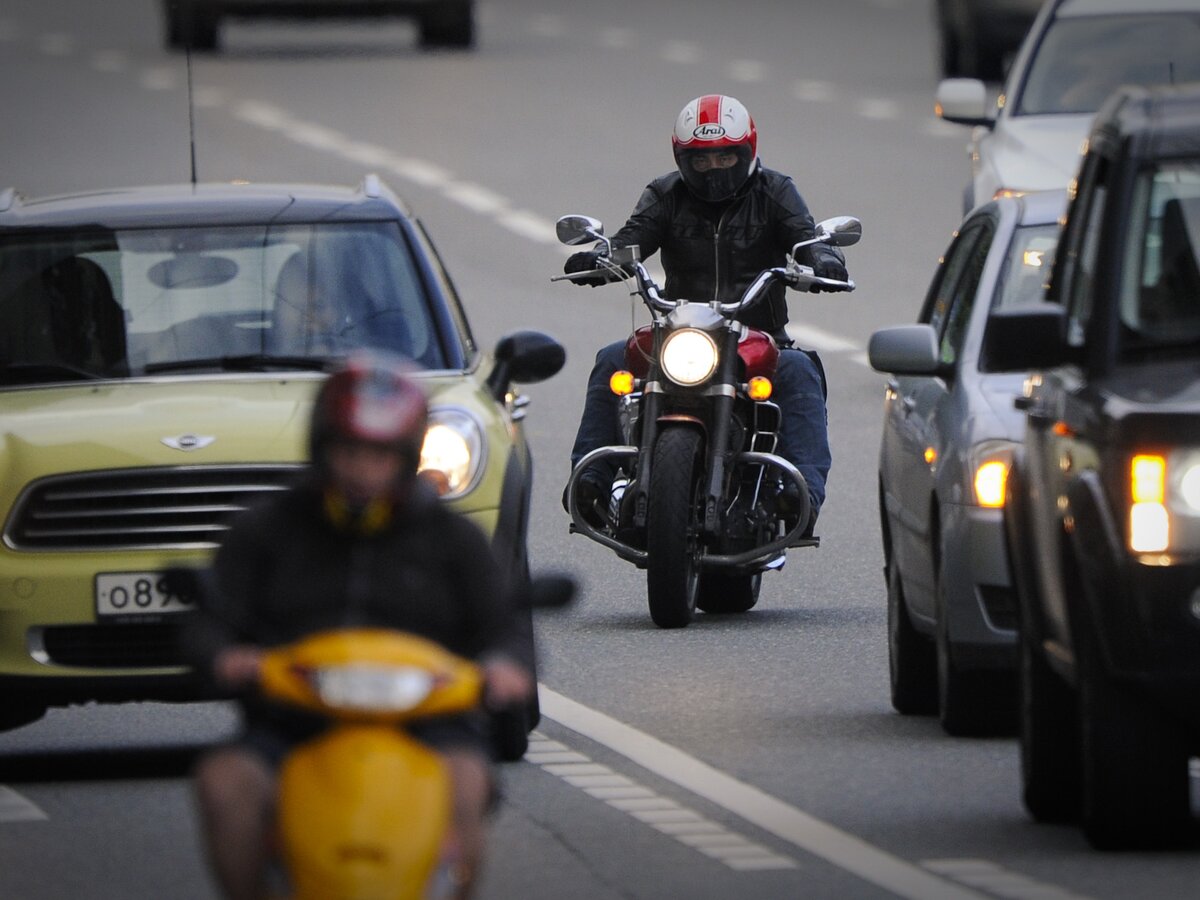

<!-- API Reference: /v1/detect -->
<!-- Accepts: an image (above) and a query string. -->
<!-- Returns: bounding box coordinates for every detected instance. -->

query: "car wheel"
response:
[1077,615,1190,850]
[164,1,219,52]
[696,572,760,614]
[0,701,46,732]
[1017,597,1081,823]
[935,548,1015,737]
[886,552,937,715]
[419,1,474,49]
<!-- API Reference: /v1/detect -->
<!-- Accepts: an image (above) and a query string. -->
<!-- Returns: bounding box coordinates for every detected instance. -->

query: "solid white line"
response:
[540,686,988,900]
[0,786,46,823]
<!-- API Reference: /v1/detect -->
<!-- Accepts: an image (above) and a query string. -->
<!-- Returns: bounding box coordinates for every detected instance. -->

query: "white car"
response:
[936,0,1200,213]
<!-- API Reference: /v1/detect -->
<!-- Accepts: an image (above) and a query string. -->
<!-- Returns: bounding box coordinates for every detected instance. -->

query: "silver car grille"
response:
[5,465,304,551]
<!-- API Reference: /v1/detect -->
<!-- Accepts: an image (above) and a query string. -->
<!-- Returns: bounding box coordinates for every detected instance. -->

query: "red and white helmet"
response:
[671,95,759,202]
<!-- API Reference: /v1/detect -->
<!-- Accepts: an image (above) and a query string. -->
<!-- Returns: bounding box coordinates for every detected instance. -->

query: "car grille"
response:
[6,465,304,551]
[36,623,187,668]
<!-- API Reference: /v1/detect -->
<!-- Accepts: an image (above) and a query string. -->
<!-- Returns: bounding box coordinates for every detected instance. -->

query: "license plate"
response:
[95,572,196,619]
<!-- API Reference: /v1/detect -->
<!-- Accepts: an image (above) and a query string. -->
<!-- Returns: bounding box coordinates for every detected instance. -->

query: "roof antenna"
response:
[185,42,198,187]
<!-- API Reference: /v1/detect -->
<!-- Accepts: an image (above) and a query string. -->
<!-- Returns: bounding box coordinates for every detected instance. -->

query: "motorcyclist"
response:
[563,94,851,535]
[189,350,531,900]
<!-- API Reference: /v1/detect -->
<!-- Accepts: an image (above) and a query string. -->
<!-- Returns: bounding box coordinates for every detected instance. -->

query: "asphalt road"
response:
[1,1,1199,898]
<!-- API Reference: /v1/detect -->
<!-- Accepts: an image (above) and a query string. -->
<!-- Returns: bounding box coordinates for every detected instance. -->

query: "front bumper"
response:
[940,502,1018,672]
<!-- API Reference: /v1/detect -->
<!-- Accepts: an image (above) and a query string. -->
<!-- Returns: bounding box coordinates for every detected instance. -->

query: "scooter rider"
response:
[563,94,851,534]
[189,350,531,900]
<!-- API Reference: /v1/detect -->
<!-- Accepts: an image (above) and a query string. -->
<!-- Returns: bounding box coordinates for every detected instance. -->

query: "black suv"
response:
[988,83,1200,849]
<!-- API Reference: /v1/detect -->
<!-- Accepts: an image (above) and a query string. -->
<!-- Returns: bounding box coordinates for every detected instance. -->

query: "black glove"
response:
[811,256,849,292]
[564,250,608,287]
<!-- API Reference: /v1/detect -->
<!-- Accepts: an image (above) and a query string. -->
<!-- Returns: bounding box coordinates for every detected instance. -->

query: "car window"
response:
[1117,160,1200,357]
[921,222,992,367]
[1016,13,1200,116]
[992,223,1060,310]
[0,221,448,383]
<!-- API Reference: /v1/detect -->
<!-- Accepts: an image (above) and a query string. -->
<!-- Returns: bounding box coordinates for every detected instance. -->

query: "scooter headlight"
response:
[660,329,718,386]
[313,665,434,712]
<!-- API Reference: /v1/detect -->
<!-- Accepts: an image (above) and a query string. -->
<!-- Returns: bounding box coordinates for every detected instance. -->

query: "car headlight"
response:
[419,407,484,499]
[968,440,1016,508]
[660,328,718,386]
[1129,449,1200,556]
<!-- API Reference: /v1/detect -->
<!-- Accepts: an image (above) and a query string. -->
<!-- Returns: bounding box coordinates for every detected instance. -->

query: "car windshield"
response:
[992,222,1060,309]
[1016,13,1200,116]
[1118,160,1200,358]
[0,221,446,385]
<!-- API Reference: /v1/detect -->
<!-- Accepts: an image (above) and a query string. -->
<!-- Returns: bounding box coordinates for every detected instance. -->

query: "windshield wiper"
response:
[143,354,336,375]
[0,361,106,385]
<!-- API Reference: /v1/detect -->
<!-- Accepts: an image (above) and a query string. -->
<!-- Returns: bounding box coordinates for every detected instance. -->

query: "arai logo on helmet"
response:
[693,124,726,141]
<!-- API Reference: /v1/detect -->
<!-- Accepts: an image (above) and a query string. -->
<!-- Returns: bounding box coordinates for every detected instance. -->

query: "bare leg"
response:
[193,747,276,900]
[442,749,493,900]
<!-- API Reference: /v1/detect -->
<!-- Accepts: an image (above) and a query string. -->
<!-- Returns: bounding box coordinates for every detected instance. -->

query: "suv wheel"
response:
[1078,619,1190,849]
[886,550,937,714]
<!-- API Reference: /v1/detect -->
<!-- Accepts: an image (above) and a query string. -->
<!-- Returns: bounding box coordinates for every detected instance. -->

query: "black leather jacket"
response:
[608,163,846,337]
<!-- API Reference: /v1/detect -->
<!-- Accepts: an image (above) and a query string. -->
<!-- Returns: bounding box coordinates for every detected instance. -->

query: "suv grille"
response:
[6,466,304,550]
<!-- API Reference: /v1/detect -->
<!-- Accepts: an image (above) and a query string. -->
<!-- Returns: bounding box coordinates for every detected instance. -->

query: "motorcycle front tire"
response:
[646,426,703,628]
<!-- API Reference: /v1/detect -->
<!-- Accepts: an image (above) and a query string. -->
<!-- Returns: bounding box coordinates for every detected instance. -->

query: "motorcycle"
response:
[170,568,572,900]
[554,214,860,628]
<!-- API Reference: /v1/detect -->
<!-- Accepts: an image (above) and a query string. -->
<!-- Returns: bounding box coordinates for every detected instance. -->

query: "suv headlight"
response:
[1129,449,1200,556]
[660,328,718,386]
[419,407,484,499]
[968,440,1017,508]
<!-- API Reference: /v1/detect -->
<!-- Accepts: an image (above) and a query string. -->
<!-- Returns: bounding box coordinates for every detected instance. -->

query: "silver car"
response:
[936,0,1200,213]
[868,189,1066,736]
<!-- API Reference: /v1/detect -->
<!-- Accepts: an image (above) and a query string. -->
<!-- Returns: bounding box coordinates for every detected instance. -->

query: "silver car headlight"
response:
[967,439,1017,508]
[419,407,484,499]
[1129,449,1200,556]
[660,328,718,386]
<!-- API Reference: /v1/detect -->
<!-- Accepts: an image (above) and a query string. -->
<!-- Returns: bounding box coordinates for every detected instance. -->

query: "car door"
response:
[888,217,994,622]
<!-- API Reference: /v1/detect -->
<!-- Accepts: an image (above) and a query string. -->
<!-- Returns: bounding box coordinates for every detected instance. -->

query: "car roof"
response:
[0,175,414,231]
[1053,0,1200,16]
[1091,82,1200,159]
[1014,189,1070,227]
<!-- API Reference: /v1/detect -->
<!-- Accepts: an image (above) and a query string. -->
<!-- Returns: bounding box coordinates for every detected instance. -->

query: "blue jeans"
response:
[569,340,831,516]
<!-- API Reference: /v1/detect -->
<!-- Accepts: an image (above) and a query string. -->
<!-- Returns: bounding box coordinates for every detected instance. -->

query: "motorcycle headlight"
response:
[660,328,718,386]
[313,664,434,712]
[1129,449,1200,557]
[968,440,1017,508]
[419,407,484,499]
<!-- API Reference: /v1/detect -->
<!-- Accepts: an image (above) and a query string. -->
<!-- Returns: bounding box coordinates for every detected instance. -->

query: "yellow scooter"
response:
[172,568,573,900]
[261,627,483,900]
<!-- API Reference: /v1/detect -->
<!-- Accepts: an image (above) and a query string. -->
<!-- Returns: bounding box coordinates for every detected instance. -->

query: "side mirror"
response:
[981,304,1069,372]
[556,215,605,246]
[868,324,942,375]
[935,78,993,127]
[485,330,566,401]
[814,215,862,248]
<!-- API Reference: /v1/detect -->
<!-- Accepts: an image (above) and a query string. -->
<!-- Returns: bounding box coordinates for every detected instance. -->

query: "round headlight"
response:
[419,408,484,498]
[660,329,718,386]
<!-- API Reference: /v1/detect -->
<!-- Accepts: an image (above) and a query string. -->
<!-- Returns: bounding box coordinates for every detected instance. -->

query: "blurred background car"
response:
[868,188,1066,736]
[0,175,563,756]
[161,0,474,52]
[935,0,1043,81]
[935,0,1200,212]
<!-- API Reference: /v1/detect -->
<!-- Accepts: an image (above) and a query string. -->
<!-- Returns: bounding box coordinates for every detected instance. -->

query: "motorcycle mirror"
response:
[556,215,605,246]
[814,216,862,247]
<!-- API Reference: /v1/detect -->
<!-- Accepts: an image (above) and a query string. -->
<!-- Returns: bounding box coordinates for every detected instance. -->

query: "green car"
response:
[0,175,564,738]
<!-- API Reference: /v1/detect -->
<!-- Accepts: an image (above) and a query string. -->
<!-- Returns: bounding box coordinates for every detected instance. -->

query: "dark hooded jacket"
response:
[608,163,845,339]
